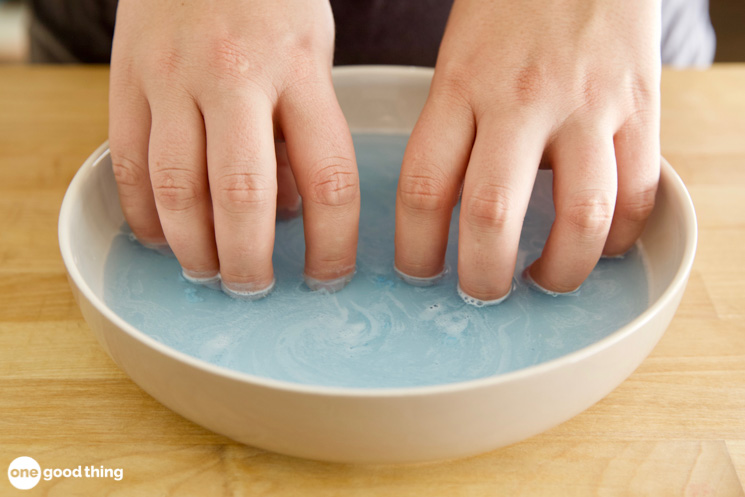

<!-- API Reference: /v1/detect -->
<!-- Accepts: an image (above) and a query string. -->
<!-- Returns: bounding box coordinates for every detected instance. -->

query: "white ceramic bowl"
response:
[59,66,697,463]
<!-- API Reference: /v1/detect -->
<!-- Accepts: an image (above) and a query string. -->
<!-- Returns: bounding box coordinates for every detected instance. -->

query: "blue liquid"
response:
[104,134,649,389]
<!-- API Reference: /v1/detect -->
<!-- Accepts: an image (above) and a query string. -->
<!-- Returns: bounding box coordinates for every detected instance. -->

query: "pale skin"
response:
[110,0,661,301]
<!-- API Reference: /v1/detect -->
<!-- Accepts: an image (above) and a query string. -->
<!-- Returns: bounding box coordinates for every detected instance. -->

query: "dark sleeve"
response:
[28,0,452,66]
[330,0,452,67]
[29,0,118,63]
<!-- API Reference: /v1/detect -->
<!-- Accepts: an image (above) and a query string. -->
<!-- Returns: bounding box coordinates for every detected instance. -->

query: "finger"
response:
[204,93,277,299]
[278,80,359,291]
[458,113,545,303]
[394,90,474,284]
[147,95,219,285]
[527,123,617,293]
[109,78,166,248]
[603,116,660,256]
[275,141,302,220]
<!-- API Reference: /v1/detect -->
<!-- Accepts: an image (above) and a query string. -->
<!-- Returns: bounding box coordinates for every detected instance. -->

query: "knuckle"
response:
[398,164,454,213]
[151,48,187,80]
[626,72,658,110]
[428,76,476,125]
[561,190,615,237]
[462,183,515,232]
[579,72,606,110]
[618,187,657,223]
[111,154,147,190]
[204,38,269,93]
[285,57,316,82]
[509,65,550,106]
[215,170,275,213]
[208,38,251,78]
[306,157,359,208]
[150,165,204,212]
[281,61,325,96]
[433,70,474,106]
[110,53,136,83]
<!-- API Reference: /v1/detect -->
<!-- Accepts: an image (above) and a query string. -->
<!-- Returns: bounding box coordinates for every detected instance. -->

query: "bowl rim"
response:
[58,65,698,399]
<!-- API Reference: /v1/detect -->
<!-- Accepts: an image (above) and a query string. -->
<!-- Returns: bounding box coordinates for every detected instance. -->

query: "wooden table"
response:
[1,65,744,495]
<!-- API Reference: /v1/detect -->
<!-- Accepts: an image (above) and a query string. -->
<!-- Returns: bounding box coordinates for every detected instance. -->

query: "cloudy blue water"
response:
[104,134,649,388]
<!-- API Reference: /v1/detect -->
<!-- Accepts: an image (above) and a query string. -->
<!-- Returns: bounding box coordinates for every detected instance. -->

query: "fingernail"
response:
[521,267,580,297]
[457,279,515,307]
[394,265,448,287]
[182,269,221,290]
[304,270,355,293]
[221,278,276,301]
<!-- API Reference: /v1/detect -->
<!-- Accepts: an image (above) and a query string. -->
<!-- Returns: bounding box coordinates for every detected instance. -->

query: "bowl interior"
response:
[60,66,696,391]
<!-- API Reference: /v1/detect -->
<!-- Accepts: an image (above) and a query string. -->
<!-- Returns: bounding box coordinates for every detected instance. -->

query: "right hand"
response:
[109,0,360,297]
[394,0,660,303]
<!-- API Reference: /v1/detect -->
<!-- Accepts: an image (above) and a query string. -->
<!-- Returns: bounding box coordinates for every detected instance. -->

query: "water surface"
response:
[104,134,649,388]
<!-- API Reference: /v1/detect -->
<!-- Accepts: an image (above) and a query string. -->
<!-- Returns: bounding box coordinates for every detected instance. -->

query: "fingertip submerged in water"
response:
[521,267,581,297]
[221,279,276,301]
[394,265,449,287]
[182,269,222,291]
[457,279,516,307]
[304,270,356,293]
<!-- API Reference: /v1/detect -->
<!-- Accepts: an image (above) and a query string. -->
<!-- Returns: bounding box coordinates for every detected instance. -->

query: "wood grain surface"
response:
[1,65,744,496]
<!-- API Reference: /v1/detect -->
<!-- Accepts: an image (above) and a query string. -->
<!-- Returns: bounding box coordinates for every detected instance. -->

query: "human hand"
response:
[395,0,660,303]
[109,0,359,298]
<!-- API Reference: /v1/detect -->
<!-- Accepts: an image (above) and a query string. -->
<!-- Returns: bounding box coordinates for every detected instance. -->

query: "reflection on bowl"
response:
[59,66,697,463]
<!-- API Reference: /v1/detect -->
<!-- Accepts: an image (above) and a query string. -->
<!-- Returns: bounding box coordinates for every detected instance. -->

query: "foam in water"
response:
[104,134,649,389]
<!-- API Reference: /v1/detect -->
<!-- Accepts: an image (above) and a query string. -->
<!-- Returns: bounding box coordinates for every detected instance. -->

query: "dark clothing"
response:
[29,0,451,67]
[28,0,716,67]
[30,0,117,63]
[329,0,450,66]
